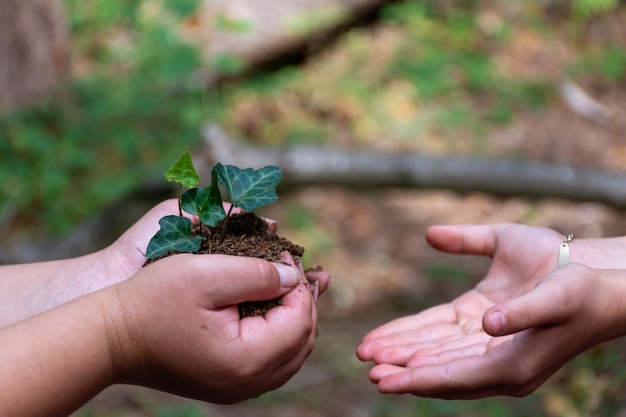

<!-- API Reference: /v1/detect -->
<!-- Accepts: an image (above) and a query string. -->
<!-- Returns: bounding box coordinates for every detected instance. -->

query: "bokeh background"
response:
[2,0,626,416]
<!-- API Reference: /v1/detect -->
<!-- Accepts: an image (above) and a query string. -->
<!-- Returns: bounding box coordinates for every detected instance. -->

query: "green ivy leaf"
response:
[164,151,200,188]
[181,171,226,226]
[214,163,282,212]
[146,215,202,259]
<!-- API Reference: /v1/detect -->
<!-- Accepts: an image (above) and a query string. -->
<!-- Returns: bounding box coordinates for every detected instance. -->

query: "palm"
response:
[358,223,564,366]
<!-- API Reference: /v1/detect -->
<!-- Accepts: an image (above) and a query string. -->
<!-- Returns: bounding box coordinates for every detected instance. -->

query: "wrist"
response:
[569,236,626,269]
[0,290,115,417]
[595,269,626,340]
[101,281,147,385]
[80,243,145,299]
[44,251,124,308]
[0,254,111,327]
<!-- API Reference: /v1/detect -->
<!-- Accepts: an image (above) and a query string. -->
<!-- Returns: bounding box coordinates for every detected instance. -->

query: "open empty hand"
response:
[356,224,626,398]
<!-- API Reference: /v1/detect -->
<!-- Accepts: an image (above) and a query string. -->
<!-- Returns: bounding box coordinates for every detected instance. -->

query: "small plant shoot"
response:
[145,152,283,259]
[164,151,200,216]
[164,151,200,187]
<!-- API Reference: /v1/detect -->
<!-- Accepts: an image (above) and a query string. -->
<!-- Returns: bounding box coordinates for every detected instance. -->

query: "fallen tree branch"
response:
[201,124,626,208]
[5,124,625,264]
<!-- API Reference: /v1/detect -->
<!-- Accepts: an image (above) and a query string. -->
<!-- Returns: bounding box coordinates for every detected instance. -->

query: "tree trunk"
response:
[0,0,70,113]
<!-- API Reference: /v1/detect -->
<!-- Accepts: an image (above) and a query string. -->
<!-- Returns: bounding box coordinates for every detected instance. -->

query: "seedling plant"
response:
[146,151,282,260]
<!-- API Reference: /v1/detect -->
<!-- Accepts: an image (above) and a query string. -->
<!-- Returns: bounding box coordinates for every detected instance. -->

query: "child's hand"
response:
[360,265,626,398]
[108,253,319,403]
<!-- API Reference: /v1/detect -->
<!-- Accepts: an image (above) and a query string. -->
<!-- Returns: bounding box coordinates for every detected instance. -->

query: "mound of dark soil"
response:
[147,212,305,317]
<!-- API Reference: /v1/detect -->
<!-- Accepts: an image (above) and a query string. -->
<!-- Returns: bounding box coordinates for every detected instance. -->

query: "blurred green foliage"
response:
[1,0,208,234]
[2,0,624,236]
[572,0,619,17]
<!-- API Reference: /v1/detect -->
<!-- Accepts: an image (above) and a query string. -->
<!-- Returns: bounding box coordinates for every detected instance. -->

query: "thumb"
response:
[482,273,572,337]
[426,224,502,256]
[183,255,302,309]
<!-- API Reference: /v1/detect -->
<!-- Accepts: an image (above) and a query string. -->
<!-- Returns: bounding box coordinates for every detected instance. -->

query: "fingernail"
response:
[274,263,300,288]
[489,311,506,335]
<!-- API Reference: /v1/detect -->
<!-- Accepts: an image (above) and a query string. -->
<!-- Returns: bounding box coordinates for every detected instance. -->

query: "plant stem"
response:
[219,205,235,243]
[177,184,183,216]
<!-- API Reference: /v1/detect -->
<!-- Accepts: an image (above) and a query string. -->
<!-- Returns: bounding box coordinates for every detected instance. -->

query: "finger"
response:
[370,330,493,367]
[268,301,318,375]
[223,202,238,214]
[228,304,317,401]
[425,224,508,257]
[249,251,317,330]
[177,254,301,309]
[373,340,518,395]
[279,251,303,279]
[369,363,407,383]
[238,280,316,366]
[277,252,328,302]
[482,268,578,337]
[367,333,465,366]
[357,323,464,363]
[373,363,525,399]
[263,217,277,234]
[262,330,317,394]
[361,304,458,342]
[304,267,332,295]
[239,306,314,363]
[406,339,490,368]
[371,322,571,399]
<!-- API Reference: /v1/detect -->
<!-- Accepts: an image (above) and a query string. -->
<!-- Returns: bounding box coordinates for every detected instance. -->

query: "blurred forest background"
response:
[2,0,626,416]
